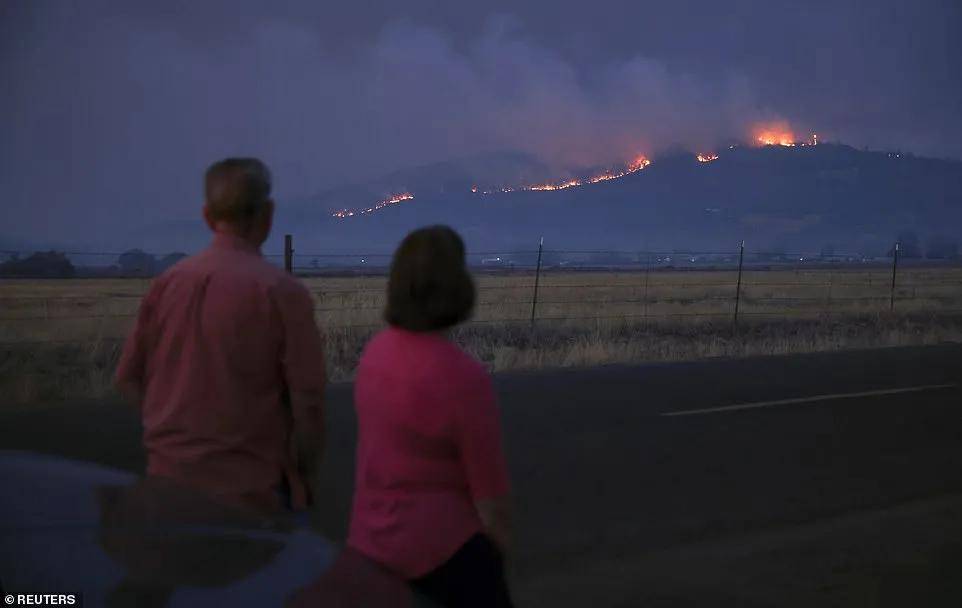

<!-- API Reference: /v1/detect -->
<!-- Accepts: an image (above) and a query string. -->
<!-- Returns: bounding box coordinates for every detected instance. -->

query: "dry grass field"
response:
[3,266,962,405]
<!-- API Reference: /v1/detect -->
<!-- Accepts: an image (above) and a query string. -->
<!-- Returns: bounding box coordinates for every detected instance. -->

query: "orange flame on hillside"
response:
[477,155,651,195]
[332,192,414,219]
[753,122,797,147]
[627,156,652,172]
[697,153,719,163]
[333,155,654,217]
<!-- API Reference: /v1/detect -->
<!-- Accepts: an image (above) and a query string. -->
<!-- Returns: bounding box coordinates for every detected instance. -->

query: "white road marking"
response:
[661,384,958,417]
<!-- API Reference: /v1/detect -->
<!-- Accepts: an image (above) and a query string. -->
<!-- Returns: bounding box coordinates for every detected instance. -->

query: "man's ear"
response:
[202,204,217,232]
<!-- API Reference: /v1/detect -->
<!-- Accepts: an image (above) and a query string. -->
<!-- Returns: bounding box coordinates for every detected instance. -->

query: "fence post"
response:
[284,234,294,274]
[733,240,745,326]
[643,252,651,323]
[530,237,544,327]
[890,241,900,312]
[826,271,834,314]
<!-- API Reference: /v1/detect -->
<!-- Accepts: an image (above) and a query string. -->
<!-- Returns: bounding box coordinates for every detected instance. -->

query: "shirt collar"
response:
[211,231,262,256]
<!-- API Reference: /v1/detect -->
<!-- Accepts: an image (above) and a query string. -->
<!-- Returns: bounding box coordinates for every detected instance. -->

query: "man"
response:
[115,158,325,512]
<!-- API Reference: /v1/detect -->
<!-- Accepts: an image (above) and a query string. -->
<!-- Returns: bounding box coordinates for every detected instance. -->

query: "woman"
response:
[348,225,513,607]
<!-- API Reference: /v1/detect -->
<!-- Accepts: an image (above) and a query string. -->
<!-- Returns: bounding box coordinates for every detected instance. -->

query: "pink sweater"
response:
[347,327,510,578]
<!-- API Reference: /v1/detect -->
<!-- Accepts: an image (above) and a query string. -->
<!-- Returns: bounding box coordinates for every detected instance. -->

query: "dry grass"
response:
[3,267,962,406]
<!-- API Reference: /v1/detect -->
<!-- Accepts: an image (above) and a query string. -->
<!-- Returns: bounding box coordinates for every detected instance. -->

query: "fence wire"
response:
[3,245,962,347]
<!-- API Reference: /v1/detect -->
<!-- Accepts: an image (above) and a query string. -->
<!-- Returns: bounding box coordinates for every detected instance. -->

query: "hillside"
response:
[276,144,962,255]
[106,144,962,257]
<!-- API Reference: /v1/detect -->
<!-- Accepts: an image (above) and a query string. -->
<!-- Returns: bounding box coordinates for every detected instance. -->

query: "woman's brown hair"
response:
[385,226,476,332]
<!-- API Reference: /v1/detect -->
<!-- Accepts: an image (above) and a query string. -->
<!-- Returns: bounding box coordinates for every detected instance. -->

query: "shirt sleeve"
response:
[275,279,326,395]
[114,280,158,390]
[456,367,511,501]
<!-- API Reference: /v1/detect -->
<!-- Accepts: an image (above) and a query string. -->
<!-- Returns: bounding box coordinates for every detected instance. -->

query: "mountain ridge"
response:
[278,143,962,255]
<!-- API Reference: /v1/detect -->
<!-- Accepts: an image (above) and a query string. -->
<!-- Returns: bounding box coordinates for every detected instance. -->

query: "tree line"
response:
[0,249,187,278]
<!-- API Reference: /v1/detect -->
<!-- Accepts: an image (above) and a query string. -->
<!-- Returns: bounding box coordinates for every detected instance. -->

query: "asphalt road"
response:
[2,344,961,606]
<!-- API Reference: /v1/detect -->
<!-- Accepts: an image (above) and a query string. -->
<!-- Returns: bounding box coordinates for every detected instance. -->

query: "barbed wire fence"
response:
[2,235,962,347]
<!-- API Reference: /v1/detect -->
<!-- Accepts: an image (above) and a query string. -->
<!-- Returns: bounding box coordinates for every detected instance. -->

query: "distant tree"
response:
[157,252,188,272]
[118,249,157,276]
[0,251,75,278]
[925,235,959,260]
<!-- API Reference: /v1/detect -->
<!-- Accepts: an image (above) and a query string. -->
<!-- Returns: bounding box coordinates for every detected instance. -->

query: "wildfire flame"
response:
[333,154,654,217]
[332,192,414,219]
[476,155,651,195]
[753,122,796,147]
[527,179,582,192]
[627,156,652,172]
[757,133,795,146]
[330,126,823,220]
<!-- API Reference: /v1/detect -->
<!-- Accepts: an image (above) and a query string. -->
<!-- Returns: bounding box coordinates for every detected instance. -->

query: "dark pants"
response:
[410,534,514,608]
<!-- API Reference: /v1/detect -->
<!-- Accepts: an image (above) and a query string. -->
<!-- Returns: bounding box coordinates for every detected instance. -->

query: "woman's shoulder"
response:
[359,327,488,378]
[433,339,489,388]
[357,327,398,364]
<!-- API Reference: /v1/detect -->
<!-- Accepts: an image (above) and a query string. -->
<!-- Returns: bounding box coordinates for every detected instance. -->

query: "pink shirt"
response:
[347,327,510,578]
[115,233,325,510]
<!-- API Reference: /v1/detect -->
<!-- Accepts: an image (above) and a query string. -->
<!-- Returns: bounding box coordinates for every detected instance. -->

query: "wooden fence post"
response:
[733,240,745,326]
[530,237,544,327]
[889,241,900,312]
[284,234,294,274]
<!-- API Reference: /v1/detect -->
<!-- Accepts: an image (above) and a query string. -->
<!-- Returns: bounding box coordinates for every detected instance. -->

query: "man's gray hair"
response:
[204,158,273,223]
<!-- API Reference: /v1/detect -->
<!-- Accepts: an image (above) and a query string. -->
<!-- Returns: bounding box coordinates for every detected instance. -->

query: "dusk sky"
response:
[2,0,961,247]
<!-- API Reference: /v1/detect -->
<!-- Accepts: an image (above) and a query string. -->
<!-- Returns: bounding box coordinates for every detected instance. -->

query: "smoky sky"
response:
[2,0,961,247]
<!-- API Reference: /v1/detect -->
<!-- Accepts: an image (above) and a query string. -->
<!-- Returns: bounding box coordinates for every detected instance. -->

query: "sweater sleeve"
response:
[455,366,511,501]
